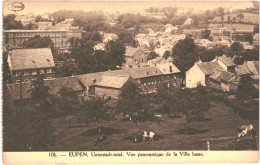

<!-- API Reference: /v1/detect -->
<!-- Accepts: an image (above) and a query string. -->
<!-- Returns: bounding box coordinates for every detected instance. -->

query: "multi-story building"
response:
[3,29,82,53]
[8,48,56,84]
[3,30,67,49]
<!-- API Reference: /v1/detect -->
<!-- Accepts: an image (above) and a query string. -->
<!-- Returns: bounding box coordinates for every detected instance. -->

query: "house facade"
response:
[208,70,238,91]
[186,61,224,88]
[95,75,133,99]
[8,48,56,84]
[124,47,148,68]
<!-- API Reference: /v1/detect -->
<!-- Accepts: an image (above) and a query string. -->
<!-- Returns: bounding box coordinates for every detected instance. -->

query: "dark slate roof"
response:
[209,70,235,83]
[197,62,224,75]
[9,48,55,71]
[44,76,83,95]
[217,55,235,67]
[7,76,83,101]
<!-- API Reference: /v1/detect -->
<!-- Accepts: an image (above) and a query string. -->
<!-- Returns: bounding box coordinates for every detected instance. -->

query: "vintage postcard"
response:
[2,0,259,164]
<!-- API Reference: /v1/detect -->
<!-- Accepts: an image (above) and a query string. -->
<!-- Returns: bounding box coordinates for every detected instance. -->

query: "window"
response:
[47,68,52,73]
[29,70,32,75]
[24,79,29,83]
[12,71,16,77]
[39,69,44,74]
[21,71,24,76]
[16,80,20,84]
[24,71,29,76]
[32,70,36,75]
[144,83,146,86]
[151,82,154,85]
[44,69,47,73]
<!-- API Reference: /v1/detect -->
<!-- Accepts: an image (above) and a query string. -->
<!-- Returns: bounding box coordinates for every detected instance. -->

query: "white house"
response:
[186,61,224,88]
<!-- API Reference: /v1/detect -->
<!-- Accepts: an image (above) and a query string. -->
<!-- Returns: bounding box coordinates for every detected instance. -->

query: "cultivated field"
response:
[49,101,258,151]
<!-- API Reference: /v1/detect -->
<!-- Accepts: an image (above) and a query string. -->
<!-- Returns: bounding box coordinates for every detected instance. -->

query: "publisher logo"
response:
[7,2,25,12]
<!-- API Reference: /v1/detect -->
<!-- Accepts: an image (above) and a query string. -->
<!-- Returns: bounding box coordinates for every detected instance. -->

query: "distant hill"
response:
[213,12,259,25]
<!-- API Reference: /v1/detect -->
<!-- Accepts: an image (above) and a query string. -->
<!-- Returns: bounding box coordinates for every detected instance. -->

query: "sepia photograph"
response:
[1,0,259,163]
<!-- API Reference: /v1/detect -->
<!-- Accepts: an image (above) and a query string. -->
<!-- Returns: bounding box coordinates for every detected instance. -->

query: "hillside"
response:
[213,12,259,25]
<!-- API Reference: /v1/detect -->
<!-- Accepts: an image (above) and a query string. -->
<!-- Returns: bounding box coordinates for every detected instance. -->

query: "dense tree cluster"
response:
[52,10,107,32]
[3,14,23,30]
[22,35,54,51]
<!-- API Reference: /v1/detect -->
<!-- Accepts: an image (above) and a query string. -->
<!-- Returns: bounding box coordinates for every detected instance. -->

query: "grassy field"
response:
[213,13,259,25]
[48,101,258,151]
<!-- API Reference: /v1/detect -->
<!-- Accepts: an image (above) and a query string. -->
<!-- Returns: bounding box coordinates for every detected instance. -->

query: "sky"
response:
[3,1,255,16]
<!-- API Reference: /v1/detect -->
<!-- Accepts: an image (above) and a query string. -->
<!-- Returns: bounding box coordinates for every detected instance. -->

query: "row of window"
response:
[16,77,53,84]
[10,32,66,37]
[12,68,53,77]
[143,81,177,87]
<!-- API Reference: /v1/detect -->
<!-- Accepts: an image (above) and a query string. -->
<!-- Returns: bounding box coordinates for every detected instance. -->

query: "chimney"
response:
[169,66,172,72]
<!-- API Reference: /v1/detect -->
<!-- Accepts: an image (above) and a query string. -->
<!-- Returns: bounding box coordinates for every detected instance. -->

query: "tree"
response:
[3,111,55,151]
[254,26,259,34]
[227,41,244,57]
[179,85,211,133]
[157,83,179,117]
[3,14,23,30]
[30,73,54,113]
[105,40,126,69]
[55,59,79,77]
[237,75,258,101]
[218,7,225,16]
[244,34,253,45]
[22,35,54,52]
[58,87,81,114]
[236,14,244,22]
[147,51,159,61]
[117,81,149,125]
[227,16,231,24]
[84,96,110,133]
[117,30,137,47]
[171,36,198,72]
[201,29,211,39]
[90,31,103,42]
[232,17,237,23]
[3,53,11,84]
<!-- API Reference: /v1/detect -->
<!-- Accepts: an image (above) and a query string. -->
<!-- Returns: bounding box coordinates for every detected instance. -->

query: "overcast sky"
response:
[3,1,255,16]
